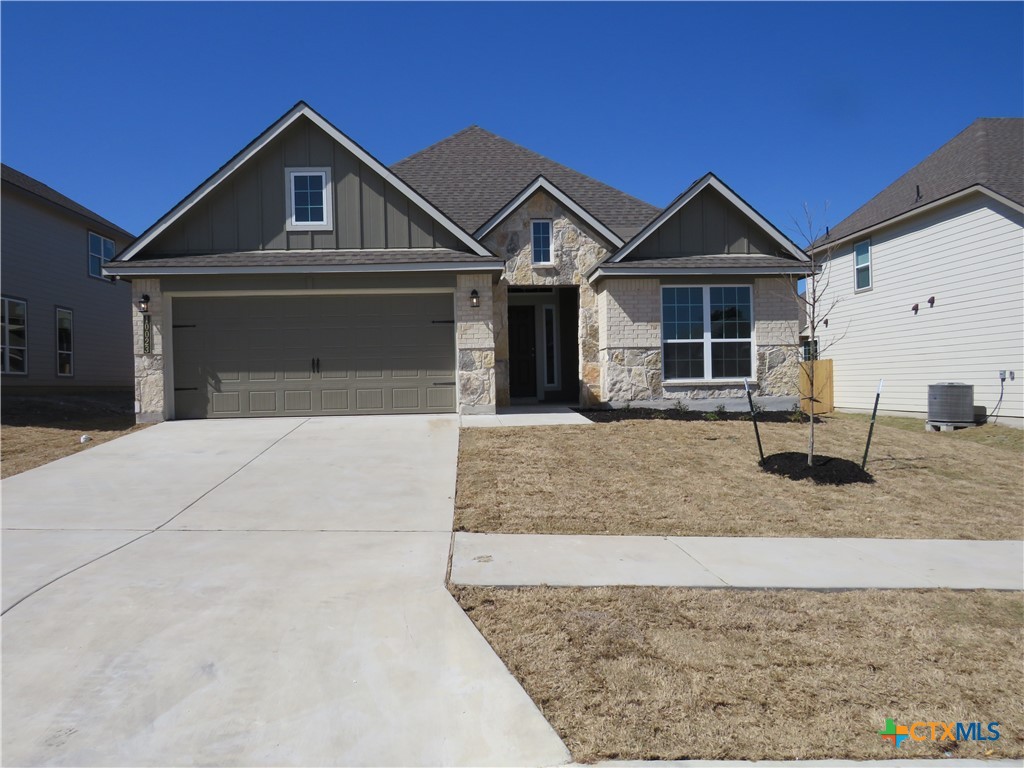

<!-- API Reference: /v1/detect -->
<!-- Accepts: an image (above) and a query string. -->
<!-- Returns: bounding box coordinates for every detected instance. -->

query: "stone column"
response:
[597,278,663,403]
[131,278,166,423]
[455,274,497,414]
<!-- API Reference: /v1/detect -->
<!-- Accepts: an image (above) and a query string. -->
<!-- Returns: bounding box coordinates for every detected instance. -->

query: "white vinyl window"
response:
[286,167,333,231]
[854,240,872,291]
[531,220,552,264]
[56,307,74,377]
[88,232,115,279]
[662,286,754,381]
[2,296,28,374]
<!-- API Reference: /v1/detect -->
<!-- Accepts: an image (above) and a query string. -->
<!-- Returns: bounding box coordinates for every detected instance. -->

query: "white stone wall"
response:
[131,278,166,423]
[481,189,613,405]
[455,273,496,414]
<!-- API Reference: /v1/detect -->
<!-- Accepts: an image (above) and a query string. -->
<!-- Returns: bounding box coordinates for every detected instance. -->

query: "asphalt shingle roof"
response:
[1,163,133,239]
[391,126,659,241]
[105,249,500,271]
[823,118,1023,244]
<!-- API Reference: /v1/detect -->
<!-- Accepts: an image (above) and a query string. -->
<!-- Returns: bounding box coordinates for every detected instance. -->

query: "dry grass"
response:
[456,418,1024,539]
[833,411,1024,454]
[1,395,146,478]
[454,585,1024,762]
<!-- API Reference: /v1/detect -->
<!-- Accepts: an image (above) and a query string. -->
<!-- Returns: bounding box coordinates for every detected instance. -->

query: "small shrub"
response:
[714,404,728,418]
[673,400,689,413]
[703,410,720,421]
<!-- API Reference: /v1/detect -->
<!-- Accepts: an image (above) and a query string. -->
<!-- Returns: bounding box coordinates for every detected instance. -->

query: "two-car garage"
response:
[170,293,457,418]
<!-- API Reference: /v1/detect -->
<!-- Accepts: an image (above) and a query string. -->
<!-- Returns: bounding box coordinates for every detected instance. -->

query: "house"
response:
[104,102,807,421]
[1,164,135,392]
[812,118,1024,427]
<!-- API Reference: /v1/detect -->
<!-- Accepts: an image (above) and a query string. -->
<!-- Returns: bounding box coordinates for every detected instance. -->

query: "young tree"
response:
[789,204,846,468]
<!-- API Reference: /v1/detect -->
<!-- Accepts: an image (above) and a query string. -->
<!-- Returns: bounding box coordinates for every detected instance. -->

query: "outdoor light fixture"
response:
[469,289,480,308]
[137,294,151,314]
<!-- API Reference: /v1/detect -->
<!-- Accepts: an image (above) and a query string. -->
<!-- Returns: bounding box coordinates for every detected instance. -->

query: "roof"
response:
[391,126,659,241]
[117,102,490,261]
[599,254,809,272]
[1,163,133,239]
[103,249,503,275]
[822,118,1024,246]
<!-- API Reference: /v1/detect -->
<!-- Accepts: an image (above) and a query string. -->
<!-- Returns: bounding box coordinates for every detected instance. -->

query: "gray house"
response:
[105,102,807,421]
[1,164,134,392]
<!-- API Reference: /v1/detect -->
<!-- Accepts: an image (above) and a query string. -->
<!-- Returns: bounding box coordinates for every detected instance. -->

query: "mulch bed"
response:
[576,406,816,425]
[760,451,874,485]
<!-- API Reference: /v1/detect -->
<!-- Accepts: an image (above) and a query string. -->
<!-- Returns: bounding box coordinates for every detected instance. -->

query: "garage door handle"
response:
[316,357,321,373]
[311,357,316,373]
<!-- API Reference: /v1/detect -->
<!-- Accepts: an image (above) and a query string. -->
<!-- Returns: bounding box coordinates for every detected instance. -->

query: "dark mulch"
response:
[760,451,874,485]
[576,407,817,425]
[1,393,133,427]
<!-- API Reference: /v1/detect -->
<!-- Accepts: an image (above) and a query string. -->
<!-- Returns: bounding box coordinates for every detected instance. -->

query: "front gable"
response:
[120,103,489,261]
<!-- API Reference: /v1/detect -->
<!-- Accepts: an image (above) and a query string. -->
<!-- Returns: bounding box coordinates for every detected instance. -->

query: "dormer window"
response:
[286,168,333,231]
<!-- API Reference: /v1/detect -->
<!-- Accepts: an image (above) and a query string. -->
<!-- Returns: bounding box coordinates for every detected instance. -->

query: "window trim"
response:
[531,219,554,265]
[285,167,334,232]
[2,295,29,375]
[661,284,756,383]
[88,231,115,281]
[542,304,560,389]
[853,239,872,293]
[55,306,74,378]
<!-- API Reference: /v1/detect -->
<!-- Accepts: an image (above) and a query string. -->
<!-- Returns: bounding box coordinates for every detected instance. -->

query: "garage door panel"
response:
[172,294,456,418]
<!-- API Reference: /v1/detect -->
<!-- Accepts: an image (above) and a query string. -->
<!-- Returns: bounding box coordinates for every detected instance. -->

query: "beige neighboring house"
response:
[813,118,1024,428]
[1,164,134,392]
[104,102,808,422]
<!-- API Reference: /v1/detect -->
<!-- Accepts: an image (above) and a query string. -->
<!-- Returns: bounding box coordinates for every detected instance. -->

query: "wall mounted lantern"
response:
[137,294,151,314]
[469,289,480,308]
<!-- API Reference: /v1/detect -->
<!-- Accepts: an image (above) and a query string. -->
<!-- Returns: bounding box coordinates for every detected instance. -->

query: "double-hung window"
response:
[662,286,753,380]
[854,240,872,291]
[88,232,114,279]
[2,297,28,374]
[531,220,552,264]
[56,307,74,377]
[286,167,333,231]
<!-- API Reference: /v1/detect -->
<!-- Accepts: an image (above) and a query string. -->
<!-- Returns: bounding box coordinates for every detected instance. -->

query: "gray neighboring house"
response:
[105,102,807,422]
[1,164,134,392]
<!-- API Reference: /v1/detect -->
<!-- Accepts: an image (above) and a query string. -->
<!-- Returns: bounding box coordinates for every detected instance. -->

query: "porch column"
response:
[455,274,497,414]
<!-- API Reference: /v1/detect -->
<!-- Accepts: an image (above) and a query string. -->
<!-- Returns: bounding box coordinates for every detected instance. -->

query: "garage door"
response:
[171,294,456,418]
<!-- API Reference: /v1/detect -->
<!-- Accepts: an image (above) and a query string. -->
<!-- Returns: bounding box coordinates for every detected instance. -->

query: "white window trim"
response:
[55,307,74,378]
[88,231,115,281]
[2,296,29,375]
[531,219,554,265]
[661,284,756,383]
[853,239,872,293]
[285,167,334,232]
[542,304,560,389]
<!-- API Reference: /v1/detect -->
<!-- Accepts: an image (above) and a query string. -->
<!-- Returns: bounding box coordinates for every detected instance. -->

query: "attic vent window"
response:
[286,167,333,231]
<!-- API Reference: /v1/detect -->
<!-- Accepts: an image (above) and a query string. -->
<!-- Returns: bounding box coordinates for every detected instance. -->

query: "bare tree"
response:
[788,203,847,467]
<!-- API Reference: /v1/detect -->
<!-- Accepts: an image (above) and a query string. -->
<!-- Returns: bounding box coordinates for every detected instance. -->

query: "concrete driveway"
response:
[2,416,569,767]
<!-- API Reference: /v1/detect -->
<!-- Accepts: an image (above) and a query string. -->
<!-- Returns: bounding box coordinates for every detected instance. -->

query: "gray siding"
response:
[146,117,464,256]
[0,186,133,389]
[628,187,781,260]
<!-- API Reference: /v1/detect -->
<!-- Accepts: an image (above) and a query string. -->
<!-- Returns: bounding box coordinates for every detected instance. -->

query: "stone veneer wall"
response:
[131,278,166,423]
[481,190,612,406]
[597,276,802,403]
[455,273,497,414]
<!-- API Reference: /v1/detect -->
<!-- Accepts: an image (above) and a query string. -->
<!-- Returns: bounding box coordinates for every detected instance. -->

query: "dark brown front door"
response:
[509,305,537,398]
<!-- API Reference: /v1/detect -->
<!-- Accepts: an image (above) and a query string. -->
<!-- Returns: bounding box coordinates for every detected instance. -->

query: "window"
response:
[854,240,872,291]
[543,305,559,387]
[531,220,552,264]
[2,297,28,374]
[662,285,753,380]
[286,167,333,231]
[802,338,819,361]
[88,232,115,279]
[56,308,73,377]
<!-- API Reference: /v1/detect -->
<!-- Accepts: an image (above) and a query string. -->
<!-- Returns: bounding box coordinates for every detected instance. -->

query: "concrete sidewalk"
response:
[452,533,1024,590]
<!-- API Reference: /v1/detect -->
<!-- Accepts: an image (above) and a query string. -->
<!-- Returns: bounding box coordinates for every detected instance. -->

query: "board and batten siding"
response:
[0,186,133,389]
[816,193,1023,425]
[145,116,463,256]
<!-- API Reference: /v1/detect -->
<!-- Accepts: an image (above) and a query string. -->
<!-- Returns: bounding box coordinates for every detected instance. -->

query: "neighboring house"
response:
[104,102,807,422]
[812,118,1024,427]
[1,164,135,392]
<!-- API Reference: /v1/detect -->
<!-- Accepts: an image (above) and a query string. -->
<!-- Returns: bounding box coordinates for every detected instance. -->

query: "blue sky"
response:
[2,2,1022,242]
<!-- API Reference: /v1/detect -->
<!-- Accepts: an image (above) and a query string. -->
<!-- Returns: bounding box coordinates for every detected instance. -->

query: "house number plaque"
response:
[143,314,152,354]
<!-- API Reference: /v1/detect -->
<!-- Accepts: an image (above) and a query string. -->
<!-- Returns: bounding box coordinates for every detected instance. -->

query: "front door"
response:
[508,305,537,398]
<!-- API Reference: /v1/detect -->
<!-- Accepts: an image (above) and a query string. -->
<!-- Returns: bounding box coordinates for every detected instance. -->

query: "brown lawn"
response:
[1,395,146,478]
[454,585,1024,762]
[455,417,1024,539]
